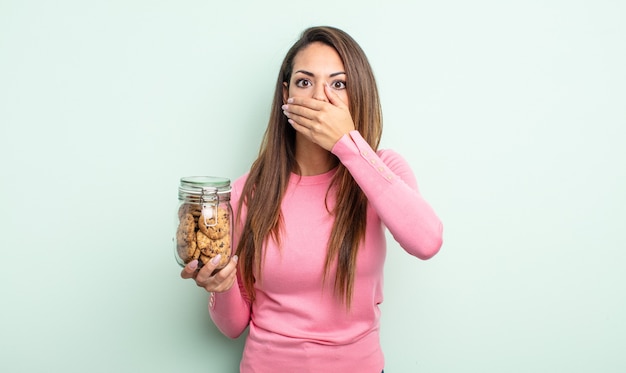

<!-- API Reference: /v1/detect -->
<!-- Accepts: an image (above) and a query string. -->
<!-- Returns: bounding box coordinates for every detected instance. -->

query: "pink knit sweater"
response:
[209,131,443,372]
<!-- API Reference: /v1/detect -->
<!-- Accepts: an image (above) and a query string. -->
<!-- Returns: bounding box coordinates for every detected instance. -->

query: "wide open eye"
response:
[295,79,312,88]
[331,80,347,90]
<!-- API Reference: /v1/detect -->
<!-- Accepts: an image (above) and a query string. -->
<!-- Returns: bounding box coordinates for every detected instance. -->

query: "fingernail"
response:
[211,254,222,265]
[232,255,238,263]
[281,104,287,110]
[287,97,294,103]
[189,260,198,270]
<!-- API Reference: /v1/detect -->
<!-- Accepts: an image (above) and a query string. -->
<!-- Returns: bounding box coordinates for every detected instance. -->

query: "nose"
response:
[312,82,328,102]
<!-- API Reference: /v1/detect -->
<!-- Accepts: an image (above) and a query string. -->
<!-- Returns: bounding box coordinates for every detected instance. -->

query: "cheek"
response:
[289,86,309,98]
[338,91,350,105]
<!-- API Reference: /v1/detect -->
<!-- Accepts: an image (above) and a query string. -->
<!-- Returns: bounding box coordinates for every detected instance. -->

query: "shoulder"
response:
[233,173,249,189]
[231,173,250,202]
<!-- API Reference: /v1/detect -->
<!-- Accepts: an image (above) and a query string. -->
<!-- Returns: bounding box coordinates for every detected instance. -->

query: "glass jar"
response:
[175,176,233,269]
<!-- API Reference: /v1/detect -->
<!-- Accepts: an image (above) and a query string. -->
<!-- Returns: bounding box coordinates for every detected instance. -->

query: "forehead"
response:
[292,42,345,72]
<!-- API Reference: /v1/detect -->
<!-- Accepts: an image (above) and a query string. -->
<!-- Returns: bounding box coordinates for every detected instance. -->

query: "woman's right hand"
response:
[180,254,239,293]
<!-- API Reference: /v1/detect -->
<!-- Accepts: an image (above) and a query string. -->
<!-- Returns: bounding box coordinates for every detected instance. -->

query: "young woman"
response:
[181,26,443,372]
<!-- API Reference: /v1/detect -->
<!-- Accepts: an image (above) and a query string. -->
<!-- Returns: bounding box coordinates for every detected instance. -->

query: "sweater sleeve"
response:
[208,176,252,338]
[331,131,443,259]
[208,277,251,338]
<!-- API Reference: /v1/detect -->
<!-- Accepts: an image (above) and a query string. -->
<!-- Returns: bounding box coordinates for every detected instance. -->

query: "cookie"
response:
[190,242,201,261]
[177,239,199,263]
[197,207,230,240]
[176,212,200,263]
[178,203,201,220]
[196,231,231,268]
[196,230,212,252]
[175,203,231,267]
[176,213,196,246]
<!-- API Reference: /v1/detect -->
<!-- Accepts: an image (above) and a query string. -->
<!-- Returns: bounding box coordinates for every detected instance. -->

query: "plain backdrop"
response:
[1,0,624,372]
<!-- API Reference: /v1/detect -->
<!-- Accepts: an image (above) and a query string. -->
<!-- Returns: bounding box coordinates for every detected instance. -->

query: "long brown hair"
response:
[236,26,383,308]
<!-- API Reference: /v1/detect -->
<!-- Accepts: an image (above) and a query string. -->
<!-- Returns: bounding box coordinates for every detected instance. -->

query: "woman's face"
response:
[283,42,349,106]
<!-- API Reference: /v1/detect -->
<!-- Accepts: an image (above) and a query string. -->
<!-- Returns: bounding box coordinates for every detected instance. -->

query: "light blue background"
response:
[1,0,625,372]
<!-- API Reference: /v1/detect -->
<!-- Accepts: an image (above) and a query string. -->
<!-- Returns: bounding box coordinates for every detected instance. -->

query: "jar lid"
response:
[179,176,231,196]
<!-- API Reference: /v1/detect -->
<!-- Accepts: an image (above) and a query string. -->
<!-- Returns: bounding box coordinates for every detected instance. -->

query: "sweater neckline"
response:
[288,167,337,186]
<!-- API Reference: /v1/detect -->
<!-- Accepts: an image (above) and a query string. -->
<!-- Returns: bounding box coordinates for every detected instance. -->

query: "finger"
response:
[195,254,223,284]
[180,260,199,279]
[287,117,313,135]
[283,104,316,123]
[204,255,239,292]
[284,108,313,129]
[221,268,238,290]
[212,254,239,279]
[230,254,239,267]
[217,255,239,288]
[324,84,347,108]
[286,96,325,111]
[282,103,315,131]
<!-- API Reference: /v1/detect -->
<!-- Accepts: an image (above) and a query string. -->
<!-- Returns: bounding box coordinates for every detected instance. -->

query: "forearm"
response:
[332,131,443,259]
[209,277,251,339]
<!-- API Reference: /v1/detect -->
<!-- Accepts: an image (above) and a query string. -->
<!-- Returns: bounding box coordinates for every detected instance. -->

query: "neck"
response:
[294,135,338,176]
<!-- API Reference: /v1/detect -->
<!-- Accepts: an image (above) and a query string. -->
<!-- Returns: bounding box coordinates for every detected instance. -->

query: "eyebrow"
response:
[294,70,346,78]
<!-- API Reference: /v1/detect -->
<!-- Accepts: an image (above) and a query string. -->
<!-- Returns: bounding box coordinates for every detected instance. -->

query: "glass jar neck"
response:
[178,176,231,203]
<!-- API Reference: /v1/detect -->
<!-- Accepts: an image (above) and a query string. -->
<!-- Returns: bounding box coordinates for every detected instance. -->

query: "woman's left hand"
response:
[282,84,355,151]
